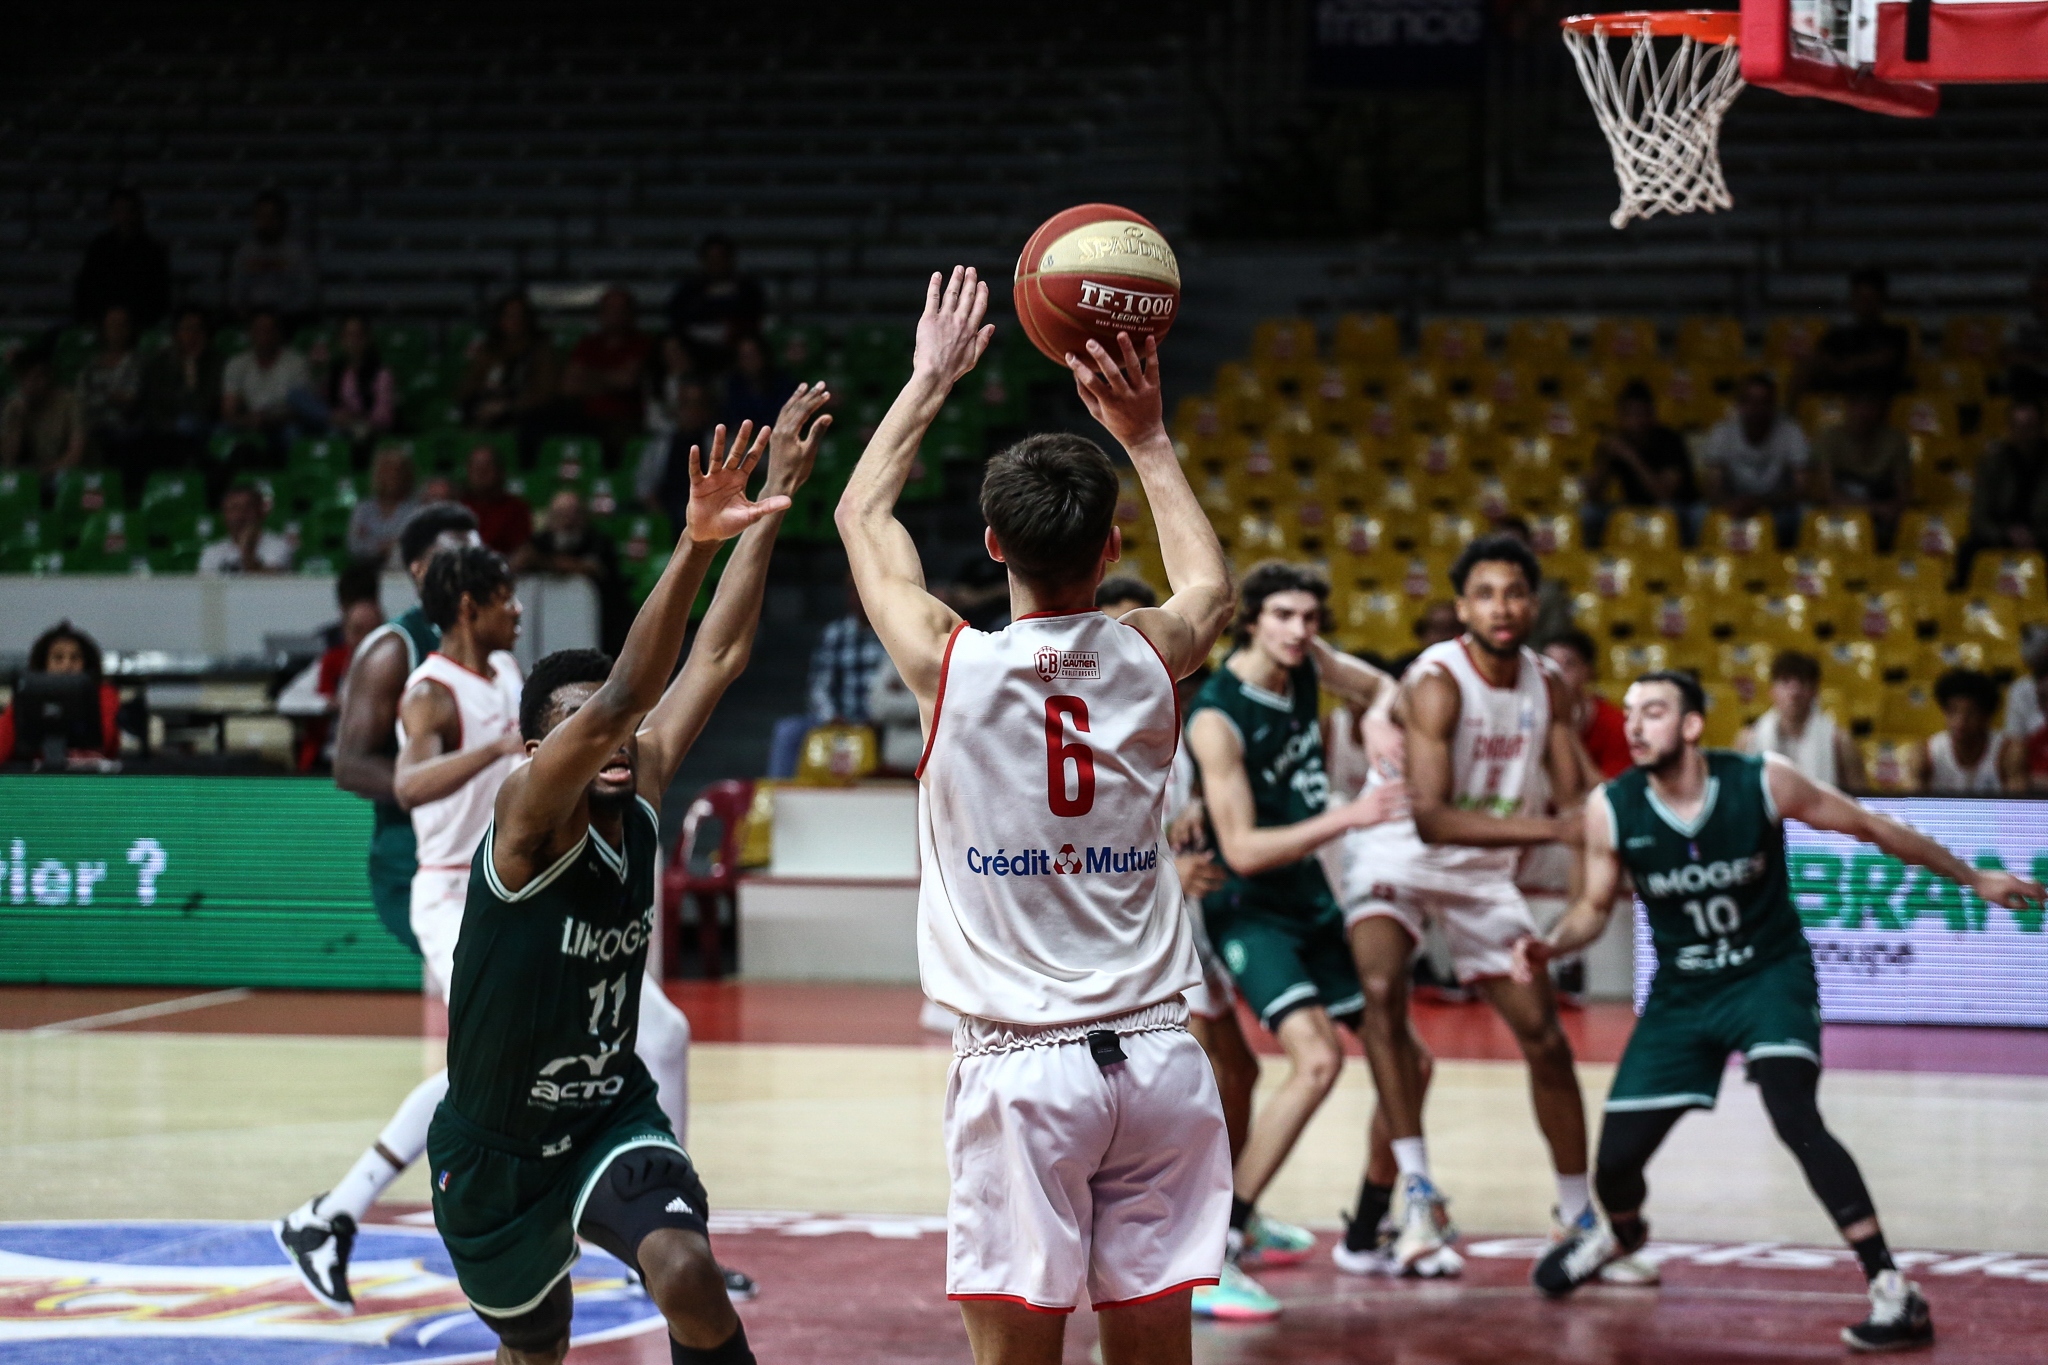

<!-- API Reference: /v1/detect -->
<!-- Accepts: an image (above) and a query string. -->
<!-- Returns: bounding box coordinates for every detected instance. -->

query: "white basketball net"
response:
[1563,24,1746,229]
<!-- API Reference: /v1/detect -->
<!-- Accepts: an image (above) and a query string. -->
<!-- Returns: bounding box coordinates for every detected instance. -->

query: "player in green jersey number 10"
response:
[1513,669,2042,1354]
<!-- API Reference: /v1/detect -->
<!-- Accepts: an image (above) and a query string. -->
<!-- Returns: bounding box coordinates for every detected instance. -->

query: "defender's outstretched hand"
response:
[685,421,786,543]
[766,381,833,494]
[1973,869,2047,910]
[1069,332,1164,447]
[912,266,993,386]
[1509,934,1553,985]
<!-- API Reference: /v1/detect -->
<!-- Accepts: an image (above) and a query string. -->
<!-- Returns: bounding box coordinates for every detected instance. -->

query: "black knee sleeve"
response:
[1750,1056,1877,1229]
[674,1320,755,1365]
[1593,1105,1688,1217]
[578,1144,712,1278]
[476,1276,572,1353]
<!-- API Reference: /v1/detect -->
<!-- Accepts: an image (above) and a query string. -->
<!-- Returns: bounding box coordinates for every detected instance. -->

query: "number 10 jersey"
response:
[915,610,1201,1027]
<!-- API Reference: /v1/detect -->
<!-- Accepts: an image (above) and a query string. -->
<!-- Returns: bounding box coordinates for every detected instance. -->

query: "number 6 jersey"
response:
[915,610,1201,1026]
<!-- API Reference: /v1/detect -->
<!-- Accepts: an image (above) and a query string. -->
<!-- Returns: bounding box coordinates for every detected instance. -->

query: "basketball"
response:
[1012,203,1181,366]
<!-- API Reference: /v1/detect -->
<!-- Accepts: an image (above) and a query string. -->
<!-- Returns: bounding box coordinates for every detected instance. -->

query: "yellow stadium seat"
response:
[1302,364,1359,430]
[1607,642,1671,681]
[1379,472,1423,519]
[1779,555,1838,600]
[1680,552,1743,597]
[1676,316,1746,366]
[1543,548,1593,597]
[1915,641,1991,685]
[1821,640,1881,682]
[1893,510,1961,560]
[1861,738,1924,793]
[1421,319,1489,376]
[1505,318,1574,371]
[1655,363,1724,429]
[1337,590,1418,657]
[1592,317,1660,370]
[1941,314,2007,363]
[1830,676,1888,734]
[1748,595,1820,649]
[1645,593,1714,647]
[1701,511,1774,557]
[1700,684,1751,747]
[1425,509,1484,552]
[1910,448,1974,509]
[1765,316,1828,365]
[1582,553,1638,600]
[1173,396,1224,445]
[1880,681,1943,736]
[1801,509,1876,564]
[1334,313,1401,367]
[1606,508,1681,555]
[1213,362,1276,431]
[1898,394,1958,440]
[1968,550,2047,602]
[1923,357,1988,405]
[797,725,878,786]
[1523,512,1579,557]
[1717,641,1780,693]
[1253,317,1319,368]
[1328,510,1395,559]
[1234,509,1292,562]
[1949,595,2024,646]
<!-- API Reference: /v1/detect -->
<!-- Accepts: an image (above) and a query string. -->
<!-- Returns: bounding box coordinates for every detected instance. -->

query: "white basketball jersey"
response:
[1926,730,2002,793]
[400,650,524,869]
[916,611,1201,1027]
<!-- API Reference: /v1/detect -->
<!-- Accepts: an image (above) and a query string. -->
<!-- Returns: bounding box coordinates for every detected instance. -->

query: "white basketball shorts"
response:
[1332,828,1534,984]
[410,867,470,1000]
[944,1001,1232,1313]
[1181,896,1238,1021]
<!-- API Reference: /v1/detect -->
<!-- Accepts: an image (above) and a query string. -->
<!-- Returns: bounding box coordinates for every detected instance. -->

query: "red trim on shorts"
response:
[1124,617,1183,760]
[914,622,968,781]
[1091,1277,1218,1311]
[947,1293,1076,1315]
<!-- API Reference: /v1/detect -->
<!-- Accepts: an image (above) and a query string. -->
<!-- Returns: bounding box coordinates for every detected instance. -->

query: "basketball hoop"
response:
[1561,11,1746,229]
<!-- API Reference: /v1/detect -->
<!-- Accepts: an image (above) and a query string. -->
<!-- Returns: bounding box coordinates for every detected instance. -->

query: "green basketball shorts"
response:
[1606,949,1823,1114]
[1205,893,1363,1029]
[368,821,422,956]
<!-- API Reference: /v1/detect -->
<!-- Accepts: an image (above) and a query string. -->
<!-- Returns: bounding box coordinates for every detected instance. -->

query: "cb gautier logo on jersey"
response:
[1034,648,1100,683]
[965,843,1159,877]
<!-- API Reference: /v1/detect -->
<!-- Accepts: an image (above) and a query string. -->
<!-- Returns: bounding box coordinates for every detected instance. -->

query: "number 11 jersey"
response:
[915,610,1200,1027]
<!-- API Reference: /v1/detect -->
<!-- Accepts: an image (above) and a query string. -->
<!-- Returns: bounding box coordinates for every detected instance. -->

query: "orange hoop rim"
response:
[1560,9,1742,42]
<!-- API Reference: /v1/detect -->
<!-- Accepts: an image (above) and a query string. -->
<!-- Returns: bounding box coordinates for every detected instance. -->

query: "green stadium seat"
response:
[287,435,350,474]
[52,328,95,381]
[612,513,672,574]
[929,399,985,464]
[49,469,125,534]
[71,511,146,573]
[142,502,203,560]
[537,436,603,492]
[297,553,340,576]
[584,474,627,521]
[898,450,946,504]
[0,517,56,571]
[140,470,203,517]
[0,468,38,523]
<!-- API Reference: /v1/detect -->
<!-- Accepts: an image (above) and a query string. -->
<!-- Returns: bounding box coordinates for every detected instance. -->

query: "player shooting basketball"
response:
[836,266,1235,1365]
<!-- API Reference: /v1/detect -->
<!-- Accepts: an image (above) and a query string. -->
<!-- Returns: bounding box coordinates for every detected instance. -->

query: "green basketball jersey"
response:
[1605,749,1808,988]
[445,795,663,1147]
[1189,657,1335,917]
[369,606,442,833]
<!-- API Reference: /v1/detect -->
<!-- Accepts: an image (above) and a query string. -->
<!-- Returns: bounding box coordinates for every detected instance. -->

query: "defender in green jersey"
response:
[1520,669,2042,1353]
[1185,563,1405,1294]
[429,395,828,1364]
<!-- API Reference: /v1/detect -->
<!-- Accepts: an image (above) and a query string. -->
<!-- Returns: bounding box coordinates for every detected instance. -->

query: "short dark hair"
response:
[1449,533,1541,595]
[978,433,1120,587]
[1233,561,1330,646]
[1541,628,1599,667]
[420,545,513,630]
[1095,576,1157,610]
[1934,667,2000,715]
[397,503,479,569]
[1849,265,1888,295]
[1635,668,1706,716]
[336,560,382,609]
[29,620,104,681]
[1769,649,1820,685]
[520,648,614,741]
[1617,379,1655,408]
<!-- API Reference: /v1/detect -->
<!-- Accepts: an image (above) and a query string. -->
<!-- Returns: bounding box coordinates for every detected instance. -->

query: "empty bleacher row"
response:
[1101,308,2043,789]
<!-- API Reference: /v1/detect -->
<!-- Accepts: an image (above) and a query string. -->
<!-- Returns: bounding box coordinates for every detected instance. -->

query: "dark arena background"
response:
[4,2,2048,1362]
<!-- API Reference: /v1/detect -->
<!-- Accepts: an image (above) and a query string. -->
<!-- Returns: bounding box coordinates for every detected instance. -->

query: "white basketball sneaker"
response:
[275,1193,357,1314]
[1551,1205,1660,1286]
[1392,1173,1457,1272]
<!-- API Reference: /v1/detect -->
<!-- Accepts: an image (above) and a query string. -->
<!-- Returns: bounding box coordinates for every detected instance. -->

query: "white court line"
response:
[26,988,254,1036]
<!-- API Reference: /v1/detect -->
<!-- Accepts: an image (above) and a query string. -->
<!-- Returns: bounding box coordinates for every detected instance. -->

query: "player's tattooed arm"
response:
[1407,666,1579,848]
[635,383,832,807]
[835,269,982,713]
[392,678,522,810]
[1187,711,1399,875]
[1764,753,2046,909]
[496,423,783,872]
[1070,333,1231,678]
[332,631,410,803]
[1513,786,1619,980]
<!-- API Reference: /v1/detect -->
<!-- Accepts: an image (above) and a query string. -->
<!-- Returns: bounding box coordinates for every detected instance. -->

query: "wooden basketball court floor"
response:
[6,981,2048,1362]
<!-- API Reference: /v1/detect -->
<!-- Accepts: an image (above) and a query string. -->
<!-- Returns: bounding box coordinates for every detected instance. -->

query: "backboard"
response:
[1742,0,2048,114]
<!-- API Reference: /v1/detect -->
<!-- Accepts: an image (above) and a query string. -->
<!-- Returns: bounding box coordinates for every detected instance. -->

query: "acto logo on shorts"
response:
[964,844,1160,877]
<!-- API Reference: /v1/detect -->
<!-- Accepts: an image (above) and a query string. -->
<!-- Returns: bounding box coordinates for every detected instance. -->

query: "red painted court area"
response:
[360,1209,2048,1364]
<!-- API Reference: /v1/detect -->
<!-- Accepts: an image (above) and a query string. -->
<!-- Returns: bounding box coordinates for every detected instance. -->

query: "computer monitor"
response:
[11,672,104,767]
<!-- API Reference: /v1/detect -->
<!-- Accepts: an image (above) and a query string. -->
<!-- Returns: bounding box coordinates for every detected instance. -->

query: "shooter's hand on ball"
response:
[1069,333,1164,447]
[912,266,994,388]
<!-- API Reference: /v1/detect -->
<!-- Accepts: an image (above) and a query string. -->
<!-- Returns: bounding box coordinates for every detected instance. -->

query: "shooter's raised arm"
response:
[834,268,987,708]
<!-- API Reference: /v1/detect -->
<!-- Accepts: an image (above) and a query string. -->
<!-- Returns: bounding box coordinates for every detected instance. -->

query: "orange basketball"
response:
[1012,204,1180,367]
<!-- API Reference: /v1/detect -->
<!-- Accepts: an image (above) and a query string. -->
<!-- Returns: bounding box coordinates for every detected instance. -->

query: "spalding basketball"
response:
[1012,204,1180,366]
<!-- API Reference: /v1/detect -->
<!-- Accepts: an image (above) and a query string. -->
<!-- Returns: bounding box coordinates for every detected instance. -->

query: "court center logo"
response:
[0,1220,662,1363]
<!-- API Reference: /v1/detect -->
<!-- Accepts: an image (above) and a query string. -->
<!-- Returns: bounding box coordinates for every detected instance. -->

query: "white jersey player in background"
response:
[837,267,1235,1365]
[1326,534,1621,1276]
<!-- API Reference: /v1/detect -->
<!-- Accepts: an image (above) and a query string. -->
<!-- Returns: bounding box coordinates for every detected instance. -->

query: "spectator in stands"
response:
[0,344,84,478]
[1383,599,1460,676]
[457,294,560,435]
[1812,379,1912,550]
[640,377,716,532]
[0,621,122,761]
[2004,266,2048,403]
[562,286,653,447]
[197,481,294,574]
[324,315,395,445]
[1922,667,2023,793]
[221,309,319,445]
[227,190,318,326]
[1699,371,1810,549]
[1966,393,2048,560]
[459,442,531,555]
[419,473,457,504]
[666,233,765,371]
[1493,514,1575,642]
[1540,628,1630,779]
[73,188,170,331]
[1583,380,1701,546]
[807,577,887,725]
[513,488,629,653]
[1804,266,1912,398]
[1737,649,1865,791]
[720,334,788,433]
[277,562,385,771]
[2001,638,2048,768]
[76,305,144,465]
[348,443,422,567]
[140,305,223,448]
